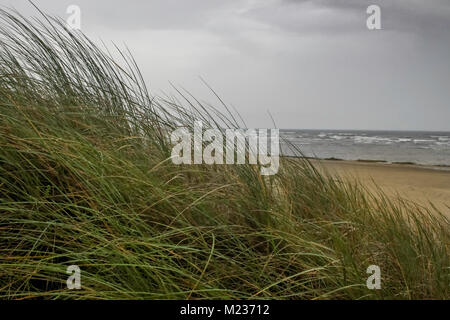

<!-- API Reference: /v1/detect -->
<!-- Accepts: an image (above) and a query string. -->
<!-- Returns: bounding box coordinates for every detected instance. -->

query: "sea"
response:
[280,130,450,166]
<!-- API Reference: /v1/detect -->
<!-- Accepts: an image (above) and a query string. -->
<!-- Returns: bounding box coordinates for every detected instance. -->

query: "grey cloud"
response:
[2,0,232,30]
[1,0,449,130]
[246,0,450,38]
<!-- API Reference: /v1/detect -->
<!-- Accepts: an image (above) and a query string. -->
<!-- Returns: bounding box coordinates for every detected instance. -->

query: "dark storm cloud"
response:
[245,0,450,37]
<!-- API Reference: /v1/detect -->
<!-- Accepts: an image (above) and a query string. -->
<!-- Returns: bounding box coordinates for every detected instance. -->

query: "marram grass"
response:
[0,8,448,300]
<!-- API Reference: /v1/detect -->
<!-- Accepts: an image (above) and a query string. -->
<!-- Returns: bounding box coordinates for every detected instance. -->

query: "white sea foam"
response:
[353,136,393,144]
[413,139,435,143]
[330,135,345,140]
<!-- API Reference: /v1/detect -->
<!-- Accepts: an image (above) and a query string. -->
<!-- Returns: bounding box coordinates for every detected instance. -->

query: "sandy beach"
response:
[313,159,450,216]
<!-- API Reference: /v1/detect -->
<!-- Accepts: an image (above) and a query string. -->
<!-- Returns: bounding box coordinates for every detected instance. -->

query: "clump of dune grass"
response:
[0,8,448,300]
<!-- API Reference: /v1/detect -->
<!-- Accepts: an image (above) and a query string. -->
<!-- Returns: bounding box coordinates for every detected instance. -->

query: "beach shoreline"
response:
[285,155,450,171]
[305,158,450,216]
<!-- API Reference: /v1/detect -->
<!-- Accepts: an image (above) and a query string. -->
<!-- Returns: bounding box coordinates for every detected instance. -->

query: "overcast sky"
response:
[2,0,450,130]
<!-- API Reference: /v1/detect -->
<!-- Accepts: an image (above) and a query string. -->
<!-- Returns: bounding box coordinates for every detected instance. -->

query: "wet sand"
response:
[313,159,450,216]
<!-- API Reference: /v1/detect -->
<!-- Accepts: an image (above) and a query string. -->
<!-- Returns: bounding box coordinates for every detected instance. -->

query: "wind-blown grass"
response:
[0,8,448,300]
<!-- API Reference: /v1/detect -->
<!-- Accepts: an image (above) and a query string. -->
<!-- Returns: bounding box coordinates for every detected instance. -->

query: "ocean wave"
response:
[330,135,346,140]
[435,141,450,146]
[353,136,393,144]
[413,139,435,144]
[430,135,449,140]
